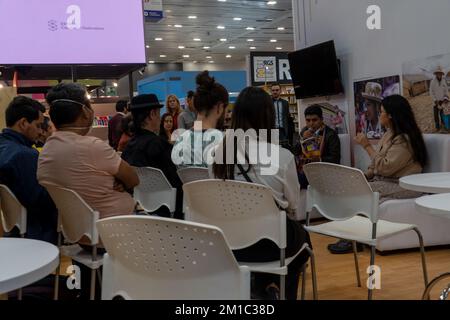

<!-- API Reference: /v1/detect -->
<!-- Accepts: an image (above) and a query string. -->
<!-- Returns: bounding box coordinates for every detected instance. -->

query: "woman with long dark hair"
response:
[212,86,311,300]
[159,113,174,143]
[355,94,428,200]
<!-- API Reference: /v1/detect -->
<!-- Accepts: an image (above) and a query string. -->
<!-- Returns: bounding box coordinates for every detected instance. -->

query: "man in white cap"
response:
[430,66,448,132]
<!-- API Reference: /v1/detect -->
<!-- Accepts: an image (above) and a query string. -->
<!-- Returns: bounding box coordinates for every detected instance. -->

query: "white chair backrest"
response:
[134,167,176,212]
[45,185,99,245]
[422,134,450,172]
[0,184,27,235]
[177,167,210,184]
[338,134,351,167]
[183,180,286,250]
[304,163,379,222]
[97,215,249,300]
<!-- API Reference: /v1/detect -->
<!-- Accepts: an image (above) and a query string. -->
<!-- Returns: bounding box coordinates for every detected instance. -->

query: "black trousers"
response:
[434,105,443,130]
[233,219,311,300]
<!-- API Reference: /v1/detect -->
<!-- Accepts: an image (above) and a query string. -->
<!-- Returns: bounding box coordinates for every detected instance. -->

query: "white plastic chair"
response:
[183,179,318,300]
[303,162,429,300]
[97,215,251,300]
[0,184,28,300]
[177,167,210,184]
[134,167,177,215]
[45,185,102,300]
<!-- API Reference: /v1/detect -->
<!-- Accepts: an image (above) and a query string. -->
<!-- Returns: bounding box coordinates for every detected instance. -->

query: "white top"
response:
[399,172,450,194]
[416,193,450,220]
[429,77,449,102]
[0,238,59,294]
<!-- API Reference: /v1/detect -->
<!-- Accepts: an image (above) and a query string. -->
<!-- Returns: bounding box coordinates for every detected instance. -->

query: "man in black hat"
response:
[122,94,183,219]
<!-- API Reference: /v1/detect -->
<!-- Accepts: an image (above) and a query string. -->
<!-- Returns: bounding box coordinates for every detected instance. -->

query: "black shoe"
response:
[328,240,364,254]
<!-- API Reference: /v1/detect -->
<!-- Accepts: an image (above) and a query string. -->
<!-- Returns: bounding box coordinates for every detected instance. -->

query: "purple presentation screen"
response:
[0,0,146,64]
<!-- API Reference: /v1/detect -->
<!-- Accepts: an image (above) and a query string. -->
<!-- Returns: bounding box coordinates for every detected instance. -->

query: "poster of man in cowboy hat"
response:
[402,53,450,134]
[354,75,401,140]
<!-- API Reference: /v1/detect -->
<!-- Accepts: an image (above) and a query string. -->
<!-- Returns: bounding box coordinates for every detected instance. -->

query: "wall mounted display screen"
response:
[0,0,146,65]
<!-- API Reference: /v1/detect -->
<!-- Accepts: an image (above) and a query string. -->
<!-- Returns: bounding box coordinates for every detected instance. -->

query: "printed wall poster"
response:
[305,101,348,134]
[253,56,277,83]
[402,53,450,133]
[354,75,400,140]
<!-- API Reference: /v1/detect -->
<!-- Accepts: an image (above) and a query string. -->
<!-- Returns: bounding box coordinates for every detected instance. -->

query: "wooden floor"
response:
[299,233,450,300]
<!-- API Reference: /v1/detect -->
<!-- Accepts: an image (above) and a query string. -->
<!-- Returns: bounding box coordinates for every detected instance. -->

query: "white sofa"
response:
[295,133,450,252]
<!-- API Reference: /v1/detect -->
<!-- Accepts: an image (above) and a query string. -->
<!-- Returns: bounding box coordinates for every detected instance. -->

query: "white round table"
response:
[0,238,59,295]
[400,173,450,194]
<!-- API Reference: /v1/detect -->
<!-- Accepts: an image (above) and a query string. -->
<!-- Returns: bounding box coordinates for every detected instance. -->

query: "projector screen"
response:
[0,0,146,65]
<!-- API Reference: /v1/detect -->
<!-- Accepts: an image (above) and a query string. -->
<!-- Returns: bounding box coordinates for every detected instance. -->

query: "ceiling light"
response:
[276,47,283,50]
[160,54,166,58]
[270,39,277,42]
[226,54,232,58]
[166,9,172,13]
[217,25,225,29]
[206,56,212,59]
[218,0,226,2]
[178,45,185,49]
[183,55,190,58]
[188,15,197,19]
[233,17,242,21]
[277,27,285,30]
[193,38,201,41]
[247,39,254,42]
[155,37,163,41]
[146,45,150,48]
[203,46,210,49]
[174,24,183,28]
[167,24,172,27]
[113,82,118,87]
[250,46,256,50]
[246,27,255,30]
[148,61,155,64]
[220,38,227,42]
[229,46,236,49]
[209,61,214,63]
[267,1,277,5]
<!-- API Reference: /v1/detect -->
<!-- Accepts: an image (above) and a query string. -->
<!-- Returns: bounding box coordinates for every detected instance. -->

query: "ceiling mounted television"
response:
[288,40,344,99]
[0,0,146,65]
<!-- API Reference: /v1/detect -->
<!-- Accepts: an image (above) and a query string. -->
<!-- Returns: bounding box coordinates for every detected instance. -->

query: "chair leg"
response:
[279,275,286,300]
[17,289,22,300]
[368,245,376,300]
[352,241,362,287]
[53,264,60,300]
[300,265,306,300]
[413,227,429,288]
[305,246,318,300]
[90,268,96,300]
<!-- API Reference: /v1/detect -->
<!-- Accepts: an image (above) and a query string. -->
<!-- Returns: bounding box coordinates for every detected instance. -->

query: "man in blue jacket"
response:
[0,96,57,243]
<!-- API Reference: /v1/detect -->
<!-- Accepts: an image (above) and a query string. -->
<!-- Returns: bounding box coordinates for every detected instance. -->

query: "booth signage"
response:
[143,0,164,22]
[250,52,292,86]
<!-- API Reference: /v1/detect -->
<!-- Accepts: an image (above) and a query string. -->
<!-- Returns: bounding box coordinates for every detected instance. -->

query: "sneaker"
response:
[328,239,364,254]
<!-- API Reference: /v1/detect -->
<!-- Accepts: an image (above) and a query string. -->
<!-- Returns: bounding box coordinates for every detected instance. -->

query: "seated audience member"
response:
[117,115,134,152]
[211,87,311,300]
[35,116,55,151]
[159,113,174,143]
[108,99,128,150]
[38,83,139,219]
[122,94,183,219]
[296,105,341,189]
[172,71,228,168]
[177,90,197,130]
[0,96,57,243]
[165,94,182,130]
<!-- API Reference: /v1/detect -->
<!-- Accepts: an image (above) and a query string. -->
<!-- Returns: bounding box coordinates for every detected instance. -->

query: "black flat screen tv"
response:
[288,40,344,99]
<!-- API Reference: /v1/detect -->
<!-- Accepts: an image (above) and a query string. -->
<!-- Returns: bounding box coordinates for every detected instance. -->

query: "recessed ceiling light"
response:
[233,17,242,21]
[250,46,256,50]
[166,9,172,13]
[183,55,190,58]
[203,46,210,49]
[178,45,185,49]
[277,27,285,30]
[155,37,163,41]
[217,25,225,29]
[270,39,277,42]
[220,38,227,42]
[276,47,283,50]
[246,27,255,30]
[206,56,212,59]
[193,38,201,41]
[267,1,277,5]
[247,39,254,42]
[229,46,236,49]
[226,54,232,58]
[167,24,172,27]
[148,61,155,64]
[193,61,197,64]
[188,16,197,19]
[209,61,214,63]
[174,24,183,28]
[160,55,166,58]
[146,45,150,48]
[218,0,226,2]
